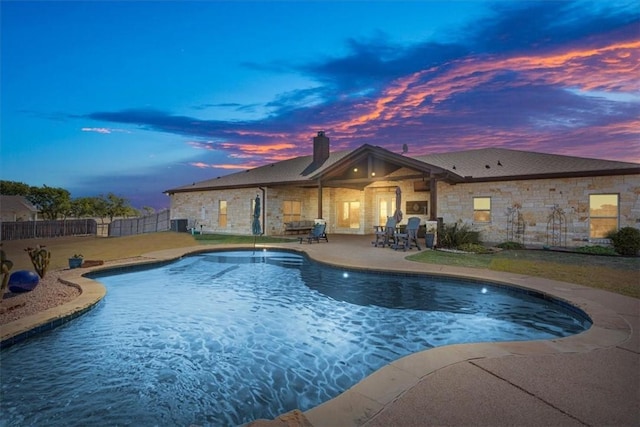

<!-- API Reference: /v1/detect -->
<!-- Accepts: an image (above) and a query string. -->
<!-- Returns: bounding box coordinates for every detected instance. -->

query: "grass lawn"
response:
[1,232,295,272]
[2,232,200,272]
[406,249,640,298]
[2,232,638,298]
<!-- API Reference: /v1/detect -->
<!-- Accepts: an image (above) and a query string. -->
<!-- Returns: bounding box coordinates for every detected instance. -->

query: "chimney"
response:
[313,131,330,165]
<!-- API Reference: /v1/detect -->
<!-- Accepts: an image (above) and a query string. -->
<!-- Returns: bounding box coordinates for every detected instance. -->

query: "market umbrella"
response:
[252,195,262,235]
[252,195,262,254]
[393,186,403,224]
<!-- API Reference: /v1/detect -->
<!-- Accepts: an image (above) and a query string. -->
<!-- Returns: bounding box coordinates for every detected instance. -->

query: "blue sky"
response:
[1,1,638,209]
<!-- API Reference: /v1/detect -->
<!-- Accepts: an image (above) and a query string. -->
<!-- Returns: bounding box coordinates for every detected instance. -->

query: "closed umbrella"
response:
[393,186,403,224]
[252,195,262,235]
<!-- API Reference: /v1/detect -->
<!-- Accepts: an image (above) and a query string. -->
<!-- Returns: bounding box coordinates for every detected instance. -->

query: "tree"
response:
[1,181,139,222]
[0,180,31,195]
[125,206,140,217]
[142,206,155,216]
[101,193,131,221]
[26,185,71,220]
[92,196,109,225]
[69,197,99,218]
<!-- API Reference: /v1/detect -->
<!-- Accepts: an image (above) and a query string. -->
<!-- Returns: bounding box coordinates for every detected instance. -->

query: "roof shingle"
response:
[415,148,640,180]
[166,146,640,193]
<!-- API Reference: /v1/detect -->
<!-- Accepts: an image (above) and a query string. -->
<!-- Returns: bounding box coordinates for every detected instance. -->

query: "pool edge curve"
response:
[0,243,633,427]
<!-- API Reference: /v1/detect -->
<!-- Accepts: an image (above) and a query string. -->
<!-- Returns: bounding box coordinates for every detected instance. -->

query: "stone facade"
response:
[170,174,640,247]
[170,186,323,235]
[170,188,259,234]
[437,174,640,245]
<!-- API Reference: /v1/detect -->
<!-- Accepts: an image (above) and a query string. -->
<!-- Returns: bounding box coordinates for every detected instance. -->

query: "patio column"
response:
[429,177,437,221]
[317,179,323,219]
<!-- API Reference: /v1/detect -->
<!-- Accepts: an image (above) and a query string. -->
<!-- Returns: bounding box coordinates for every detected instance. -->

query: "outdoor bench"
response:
[284,220,315,234]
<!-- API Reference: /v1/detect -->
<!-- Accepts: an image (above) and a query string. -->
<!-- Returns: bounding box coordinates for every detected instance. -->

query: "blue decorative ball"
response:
[8,270,40,293]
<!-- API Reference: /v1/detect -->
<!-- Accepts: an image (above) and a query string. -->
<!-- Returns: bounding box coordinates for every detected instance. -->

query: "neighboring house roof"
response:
[0,195,38,216]
[166,145,640,194]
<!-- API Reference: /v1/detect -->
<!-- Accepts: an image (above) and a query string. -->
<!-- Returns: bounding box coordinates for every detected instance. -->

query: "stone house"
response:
[166,132,640,247]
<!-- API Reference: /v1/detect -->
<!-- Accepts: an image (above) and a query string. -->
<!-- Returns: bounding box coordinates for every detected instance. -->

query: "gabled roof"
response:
[0,195,38,213]
[166,145,640,194]
[309,144,464,189]
[311,144,456,179]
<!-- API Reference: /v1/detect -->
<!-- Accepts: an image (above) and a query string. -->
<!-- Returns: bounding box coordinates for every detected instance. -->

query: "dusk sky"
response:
[1,1,638,209]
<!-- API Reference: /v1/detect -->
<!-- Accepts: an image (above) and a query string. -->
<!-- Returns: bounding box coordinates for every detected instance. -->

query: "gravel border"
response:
[0,271,81,325]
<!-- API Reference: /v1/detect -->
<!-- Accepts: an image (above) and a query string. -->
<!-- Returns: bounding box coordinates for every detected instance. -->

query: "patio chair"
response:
[394,217,421,251]
[299,223,328,244]
[372,217,397,248]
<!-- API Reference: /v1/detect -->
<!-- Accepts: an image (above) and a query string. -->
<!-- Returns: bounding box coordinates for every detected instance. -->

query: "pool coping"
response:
[0,241,635,426]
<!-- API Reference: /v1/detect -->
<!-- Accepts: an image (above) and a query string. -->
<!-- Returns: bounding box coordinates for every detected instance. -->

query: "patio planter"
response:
[68,258,83,269]
[425,233,435,249]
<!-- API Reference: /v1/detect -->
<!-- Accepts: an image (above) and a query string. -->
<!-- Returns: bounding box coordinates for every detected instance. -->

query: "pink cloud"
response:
[329,38,638,135]
[188,161,258,170]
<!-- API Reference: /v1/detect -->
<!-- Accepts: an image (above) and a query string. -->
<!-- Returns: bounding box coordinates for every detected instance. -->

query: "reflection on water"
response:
[0,250,590,427]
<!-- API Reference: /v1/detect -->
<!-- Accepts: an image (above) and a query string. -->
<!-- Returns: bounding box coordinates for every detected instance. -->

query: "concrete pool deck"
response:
[2,235,638,426]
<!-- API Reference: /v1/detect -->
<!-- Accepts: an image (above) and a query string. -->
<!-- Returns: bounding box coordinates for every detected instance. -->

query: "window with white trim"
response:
[589,194,618,238]
[473,197,491,223]
[218,200,227,228]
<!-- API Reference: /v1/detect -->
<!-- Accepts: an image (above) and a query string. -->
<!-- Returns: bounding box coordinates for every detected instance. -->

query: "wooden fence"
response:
[1,219,98,240]
[108,210,171,237]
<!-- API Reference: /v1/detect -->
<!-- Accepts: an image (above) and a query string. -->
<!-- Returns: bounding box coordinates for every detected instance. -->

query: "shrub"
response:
[606,227,640,256]
[575,245,619,256]
[497,241,525,250]
[1,243,14,301]
[438,222,480,249]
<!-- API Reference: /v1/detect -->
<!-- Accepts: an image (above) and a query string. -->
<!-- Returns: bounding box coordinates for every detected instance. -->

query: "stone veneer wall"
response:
[169,174,639,242]
[265,186,313,235]
[436,174,640,246]
[171,186,333,235]
[170,188,262,234]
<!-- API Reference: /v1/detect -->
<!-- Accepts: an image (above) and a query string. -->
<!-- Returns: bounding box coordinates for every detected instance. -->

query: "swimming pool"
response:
[0,250,590,426]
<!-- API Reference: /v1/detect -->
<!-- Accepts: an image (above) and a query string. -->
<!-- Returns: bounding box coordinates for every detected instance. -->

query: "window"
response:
[218,200,227,228]
[337,201,360,229]
[589,194,618,238]
[473,197,491,223]
[283,200,301,223]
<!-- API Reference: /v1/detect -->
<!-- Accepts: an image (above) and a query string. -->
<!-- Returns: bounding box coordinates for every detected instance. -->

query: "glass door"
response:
[376,194,396,227]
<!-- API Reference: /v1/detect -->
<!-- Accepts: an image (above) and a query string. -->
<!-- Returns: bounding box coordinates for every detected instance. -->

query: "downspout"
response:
[259,186,266,235]
[317,179,323,219]
[429,176,438,221]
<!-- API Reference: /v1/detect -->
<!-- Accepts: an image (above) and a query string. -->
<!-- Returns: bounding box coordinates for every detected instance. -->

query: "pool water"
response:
[0,250,590,426]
